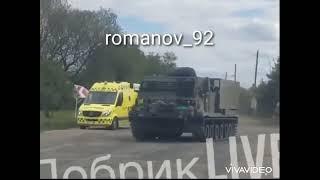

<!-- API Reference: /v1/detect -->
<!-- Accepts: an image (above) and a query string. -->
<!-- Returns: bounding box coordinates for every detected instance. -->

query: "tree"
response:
[40,59,73,117]
[255,56,280,116]
[266,57,280,104]
[40,0,121,78]
[78,47,177,88]
[162,52,177,71]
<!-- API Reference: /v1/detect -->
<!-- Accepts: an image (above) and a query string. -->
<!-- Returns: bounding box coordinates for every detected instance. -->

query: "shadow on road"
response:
[119,133,210,144]
[86,127,130,130]
[134,136,230,144]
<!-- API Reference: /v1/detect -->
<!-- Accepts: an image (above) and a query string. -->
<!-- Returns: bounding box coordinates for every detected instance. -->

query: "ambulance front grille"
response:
[83,111,102,117]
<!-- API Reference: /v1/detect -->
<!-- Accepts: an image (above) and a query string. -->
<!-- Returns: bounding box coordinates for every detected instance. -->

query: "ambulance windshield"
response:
[84,91,117,105]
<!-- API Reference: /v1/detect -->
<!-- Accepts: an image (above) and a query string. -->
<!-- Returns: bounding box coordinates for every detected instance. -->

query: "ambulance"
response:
[77,81,139,129]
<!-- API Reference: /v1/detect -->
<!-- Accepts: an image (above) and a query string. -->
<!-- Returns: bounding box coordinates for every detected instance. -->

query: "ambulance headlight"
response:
[78,111,83,116]
[101,111,111,117]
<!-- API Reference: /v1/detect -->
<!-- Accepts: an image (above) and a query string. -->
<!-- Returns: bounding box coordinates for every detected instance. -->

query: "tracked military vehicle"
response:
[129,67,240,142]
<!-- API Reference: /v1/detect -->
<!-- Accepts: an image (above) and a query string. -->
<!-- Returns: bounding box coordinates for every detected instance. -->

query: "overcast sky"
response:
[69,0,279,88]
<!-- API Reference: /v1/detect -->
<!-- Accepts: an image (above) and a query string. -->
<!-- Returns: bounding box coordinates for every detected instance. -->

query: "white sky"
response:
[69,0,279,88]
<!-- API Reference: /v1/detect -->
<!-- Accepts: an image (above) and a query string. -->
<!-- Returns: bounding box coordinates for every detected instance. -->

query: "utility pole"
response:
[234,64,237,82]
[251,49,259,116]
[254,49,259,88]
[225,72,227,80]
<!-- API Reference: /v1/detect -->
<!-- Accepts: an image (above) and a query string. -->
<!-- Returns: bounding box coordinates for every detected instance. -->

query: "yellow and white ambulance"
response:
[77,81,138,129]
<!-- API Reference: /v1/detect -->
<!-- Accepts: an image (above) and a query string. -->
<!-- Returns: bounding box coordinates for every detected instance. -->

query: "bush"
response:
[40,60,73,117]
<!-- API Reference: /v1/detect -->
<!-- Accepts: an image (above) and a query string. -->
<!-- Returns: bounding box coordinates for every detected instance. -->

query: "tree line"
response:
[40,0,177,115]
[238,57,280,117]
[255,57,279,116]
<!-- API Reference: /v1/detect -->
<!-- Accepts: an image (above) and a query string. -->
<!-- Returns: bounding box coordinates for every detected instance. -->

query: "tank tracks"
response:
[130,113,238,142]
[194,116,238,142]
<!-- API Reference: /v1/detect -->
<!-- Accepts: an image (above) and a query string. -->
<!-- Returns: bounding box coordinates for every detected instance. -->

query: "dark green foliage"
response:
[40,59,73,117]
[256,57,280,116]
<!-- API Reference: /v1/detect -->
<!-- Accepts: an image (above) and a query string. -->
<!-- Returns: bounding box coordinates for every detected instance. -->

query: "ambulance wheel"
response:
[80,126,86,129]
[110,118,119,130]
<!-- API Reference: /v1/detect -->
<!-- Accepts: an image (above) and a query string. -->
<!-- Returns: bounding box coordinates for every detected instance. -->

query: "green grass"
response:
[239,114,279,127]
[40,110,77,132]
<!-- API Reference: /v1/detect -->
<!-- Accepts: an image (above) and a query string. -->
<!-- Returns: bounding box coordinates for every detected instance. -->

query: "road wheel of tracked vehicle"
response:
[214,124,219,140]
[230,123,237,136]
[225,123,230,138]
[204,125,209,139]
[220,124,224,139]
[110,118,119,130]
[203,124,215,140]
[234,123,238,136]
[207,125,211,139]
[205,125,211,139]
[195,123,214,142]
[228,124,233,137]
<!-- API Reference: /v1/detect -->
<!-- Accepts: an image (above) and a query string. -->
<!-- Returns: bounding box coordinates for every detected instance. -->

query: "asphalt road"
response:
[40,116,279,179]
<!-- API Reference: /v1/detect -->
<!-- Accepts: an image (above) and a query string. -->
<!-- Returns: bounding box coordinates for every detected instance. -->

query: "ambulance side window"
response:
[116,92,123,106]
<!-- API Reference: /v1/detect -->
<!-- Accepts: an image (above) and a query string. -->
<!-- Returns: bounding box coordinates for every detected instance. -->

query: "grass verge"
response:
[40,110,77,132]
[239,114,279,127]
